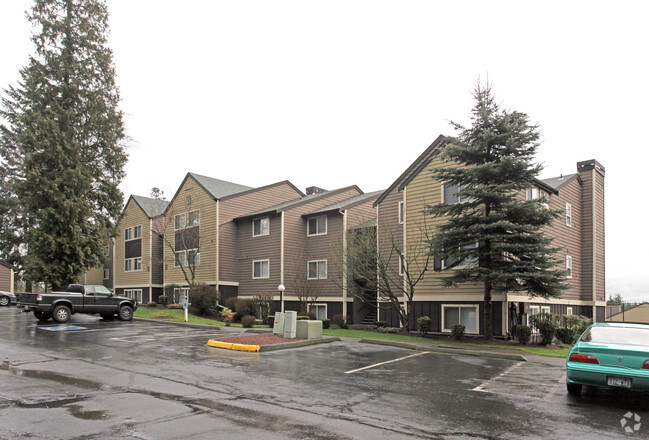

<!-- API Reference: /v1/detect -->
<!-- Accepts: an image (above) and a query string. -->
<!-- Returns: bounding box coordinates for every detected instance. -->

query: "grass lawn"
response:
[134,308,569,358]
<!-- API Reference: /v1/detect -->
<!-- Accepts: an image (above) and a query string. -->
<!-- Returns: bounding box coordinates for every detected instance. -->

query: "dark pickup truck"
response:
[19,284,137,323]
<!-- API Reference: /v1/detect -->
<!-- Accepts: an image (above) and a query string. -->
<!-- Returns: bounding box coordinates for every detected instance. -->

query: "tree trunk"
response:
[483,281,493,340]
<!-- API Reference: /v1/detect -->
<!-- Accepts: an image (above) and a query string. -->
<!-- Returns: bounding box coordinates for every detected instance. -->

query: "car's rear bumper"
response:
[567,362,649,391]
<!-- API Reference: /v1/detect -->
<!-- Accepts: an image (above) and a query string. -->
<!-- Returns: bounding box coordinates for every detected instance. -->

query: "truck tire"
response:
[0,296,9,306]
[34,311,52,322]
[52,305,71,323]
[118,305,133,321]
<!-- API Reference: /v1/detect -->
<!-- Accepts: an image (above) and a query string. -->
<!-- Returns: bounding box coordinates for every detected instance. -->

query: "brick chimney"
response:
[306,186,327,195]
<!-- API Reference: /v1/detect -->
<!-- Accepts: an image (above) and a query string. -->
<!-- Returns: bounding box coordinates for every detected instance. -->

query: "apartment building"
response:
[374,136,605,336]
[114,195,169,304]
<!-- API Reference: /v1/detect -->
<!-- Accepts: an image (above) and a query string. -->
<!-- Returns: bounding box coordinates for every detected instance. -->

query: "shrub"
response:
[220,307,234,324]
[163,284,181,303]
[232,311,243,323]
[321,318,330,329]
[253,292,274,319]
[146,302,157,307]
[556,327,574,345]
[529,313,560,345]
[417,316,431,335]
[451,324,465,340]
[297,315,310,320]
[241,315,256,328]
[516,325,532,344]
[266,315,275,327]
[189,284,219,316]
[234,298,256,316]
[224,297,237,311]
[375,321,388,328]
[168,304,183,310]
[332,314,348,329]
[158,295,169,306]
[565,315,592,337]
[301,311,316,320]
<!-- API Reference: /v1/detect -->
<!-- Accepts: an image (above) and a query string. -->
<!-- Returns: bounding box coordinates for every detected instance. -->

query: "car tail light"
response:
[569,353,599,364]
[36,295,42,302]
[643,360,649,369]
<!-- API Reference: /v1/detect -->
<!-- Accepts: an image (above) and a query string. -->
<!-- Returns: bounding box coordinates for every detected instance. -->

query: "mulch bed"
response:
[212,334,305,346]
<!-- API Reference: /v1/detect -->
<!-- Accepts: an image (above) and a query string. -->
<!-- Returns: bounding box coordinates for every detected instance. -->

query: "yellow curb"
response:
[207,339,260,352]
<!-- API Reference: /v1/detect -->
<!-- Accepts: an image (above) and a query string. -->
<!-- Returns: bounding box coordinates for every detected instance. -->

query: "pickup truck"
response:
[19,284,138,323]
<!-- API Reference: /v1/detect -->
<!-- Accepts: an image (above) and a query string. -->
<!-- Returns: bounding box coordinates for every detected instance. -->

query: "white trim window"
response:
[253,260,270,279]
[541,306,550,315]
[124,257,142,272]
[566,203,572,227]
[442,183,470,205]
[398,201,405,224]
[174,287,190,303]
[175,250,200,267]
[442,242,479,269]
[307,216,327,236]
[124,289,143,303]
[526,187,540,201]
[253,217,270,237]
[103,269,110,280]
[442,304,479,334]
[174,213,186,230]
[566,255,572,278]
[527,305,540,330]
[188,210,200,227]
[309,303,327,320]
[398,254,406,276]
[566,307,573,316]
[124,225,142,241]
[307,260,327,280]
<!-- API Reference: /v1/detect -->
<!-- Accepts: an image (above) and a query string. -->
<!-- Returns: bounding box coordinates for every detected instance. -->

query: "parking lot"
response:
[1,306,647,439]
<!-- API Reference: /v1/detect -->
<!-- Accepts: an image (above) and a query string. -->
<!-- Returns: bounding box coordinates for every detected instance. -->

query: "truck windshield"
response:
[94,285,113,295]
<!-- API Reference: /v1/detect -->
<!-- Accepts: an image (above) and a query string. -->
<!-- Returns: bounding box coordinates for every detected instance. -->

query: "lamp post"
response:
[277,284,285,313]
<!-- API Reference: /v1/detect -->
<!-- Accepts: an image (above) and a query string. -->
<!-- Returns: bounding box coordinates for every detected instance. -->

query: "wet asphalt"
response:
[1,306,648,440]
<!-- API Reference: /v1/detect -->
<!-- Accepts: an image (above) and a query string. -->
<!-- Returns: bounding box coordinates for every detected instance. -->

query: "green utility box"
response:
[296,320,323,339]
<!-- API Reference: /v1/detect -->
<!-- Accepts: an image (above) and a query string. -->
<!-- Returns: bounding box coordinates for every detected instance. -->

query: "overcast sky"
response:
[1,1,647,302]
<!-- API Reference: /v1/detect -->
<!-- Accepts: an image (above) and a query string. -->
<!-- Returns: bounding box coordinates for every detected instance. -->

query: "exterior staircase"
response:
[360,309,378,325]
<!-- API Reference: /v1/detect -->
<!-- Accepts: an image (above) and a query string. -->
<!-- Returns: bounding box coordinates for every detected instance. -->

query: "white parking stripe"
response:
[345,351,431,374]
[472,361,524,392]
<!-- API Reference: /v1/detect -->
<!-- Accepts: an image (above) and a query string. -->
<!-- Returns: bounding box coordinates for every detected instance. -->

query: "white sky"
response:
[1,1,647,302]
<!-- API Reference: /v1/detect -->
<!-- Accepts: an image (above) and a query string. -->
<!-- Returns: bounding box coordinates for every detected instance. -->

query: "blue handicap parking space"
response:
[38,326,87,331]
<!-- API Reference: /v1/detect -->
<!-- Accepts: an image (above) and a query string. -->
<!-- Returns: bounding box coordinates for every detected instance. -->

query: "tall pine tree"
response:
[0,0,126,289]
[427,83,566,339]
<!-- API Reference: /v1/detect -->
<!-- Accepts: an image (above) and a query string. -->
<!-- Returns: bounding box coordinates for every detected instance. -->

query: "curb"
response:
[259,336,341,352]
[133,317,272,332]
[358,338,528,361]
[207,339,260,352]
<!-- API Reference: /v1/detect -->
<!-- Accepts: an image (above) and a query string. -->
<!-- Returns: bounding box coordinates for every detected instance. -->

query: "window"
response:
[186,195,192,205]
[125,257,142,271]
[103,269,109,280]
[253,218,270,237]
[105,245,110,256]
[442,305,478,333]
[309,304,327,320]
[567,307,573,316]
[124,225,142,241]
[526,187,539,200]
[188,210,200,227]
[188,250,200,266]
[175,251,186,267]
[528,305,540,331]
[442,242,479,269]
[174,287,190,303]
[566,203,572,227]
[124,289,143,303]
[308,260,327,279]
[443,183,470,204]
[398,254,406,276]
[398,201,405,224]
[566,255,572,278]
[253,260,269,279]
[541,306,550,315]
[174,213,186,230]
[307,216,327,236]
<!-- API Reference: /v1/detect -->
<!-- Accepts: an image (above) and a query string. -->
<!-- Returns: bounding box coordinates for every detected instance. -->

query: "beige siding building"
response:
[0,261,14,293]
[374,136,606,336]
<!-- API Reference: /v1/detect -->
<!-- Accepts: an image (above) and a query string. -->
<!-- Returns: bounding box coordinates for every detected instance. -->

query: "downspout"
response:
[375,203,380,322]
[216,200,220,292]
[280,211,285,312]
[342,209,348,319]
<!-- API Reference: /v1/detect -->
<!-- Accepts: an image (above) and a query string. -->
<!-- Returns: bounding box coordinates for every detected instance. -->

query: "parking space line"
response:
[472,361,524,393]
[345,351,431,374]
[110,331,220,343]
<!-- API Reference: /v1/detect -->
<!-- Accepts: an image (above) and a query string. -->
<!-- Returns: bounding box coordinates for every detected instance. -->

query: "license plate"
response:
[607,376,632,388]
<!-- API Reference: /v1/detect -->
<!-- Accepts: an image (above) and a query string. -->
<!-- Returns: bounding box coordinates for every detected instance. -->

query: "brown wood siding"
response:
[0,266,11,292]
[542,177,583,301]
[347,200,376,228]
[151,216,165,285]
[376,187,404,298]
[406,159,483,298]
[237,213,282,296]
[219,182,302,283]
[594,171,606,302]
[164,176,217,285]
[303,212,344,299]
[281,188,363,301]
[115,199,152,287]
[580,170,594,301]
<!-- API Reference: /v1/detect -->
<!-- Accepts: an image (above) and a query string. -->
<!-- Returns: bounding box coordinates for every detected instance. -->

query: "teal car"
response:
[566,322,649,395]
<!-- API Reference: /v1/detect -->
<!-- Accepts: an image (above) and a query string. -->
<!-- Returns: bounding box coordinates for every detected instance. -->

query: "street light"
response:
[277,284,285,313]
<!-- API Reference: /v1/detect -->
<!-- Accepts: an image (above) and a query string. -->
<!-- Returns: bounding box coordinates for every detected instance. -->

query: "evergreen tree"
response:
[0,0,127,289]
[427,83,566,339]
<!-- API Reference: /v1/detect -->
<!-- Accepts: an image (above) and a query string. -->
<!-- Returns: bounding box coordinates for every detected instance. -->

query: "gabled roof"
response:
[0,261,14,270]
[220,180,305,201]
[130,195,170,218]
[189,173,254,200]
[375,134,564,206]
[304,190,384,217]
[234,185,363,221]
[540,173,580,191]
